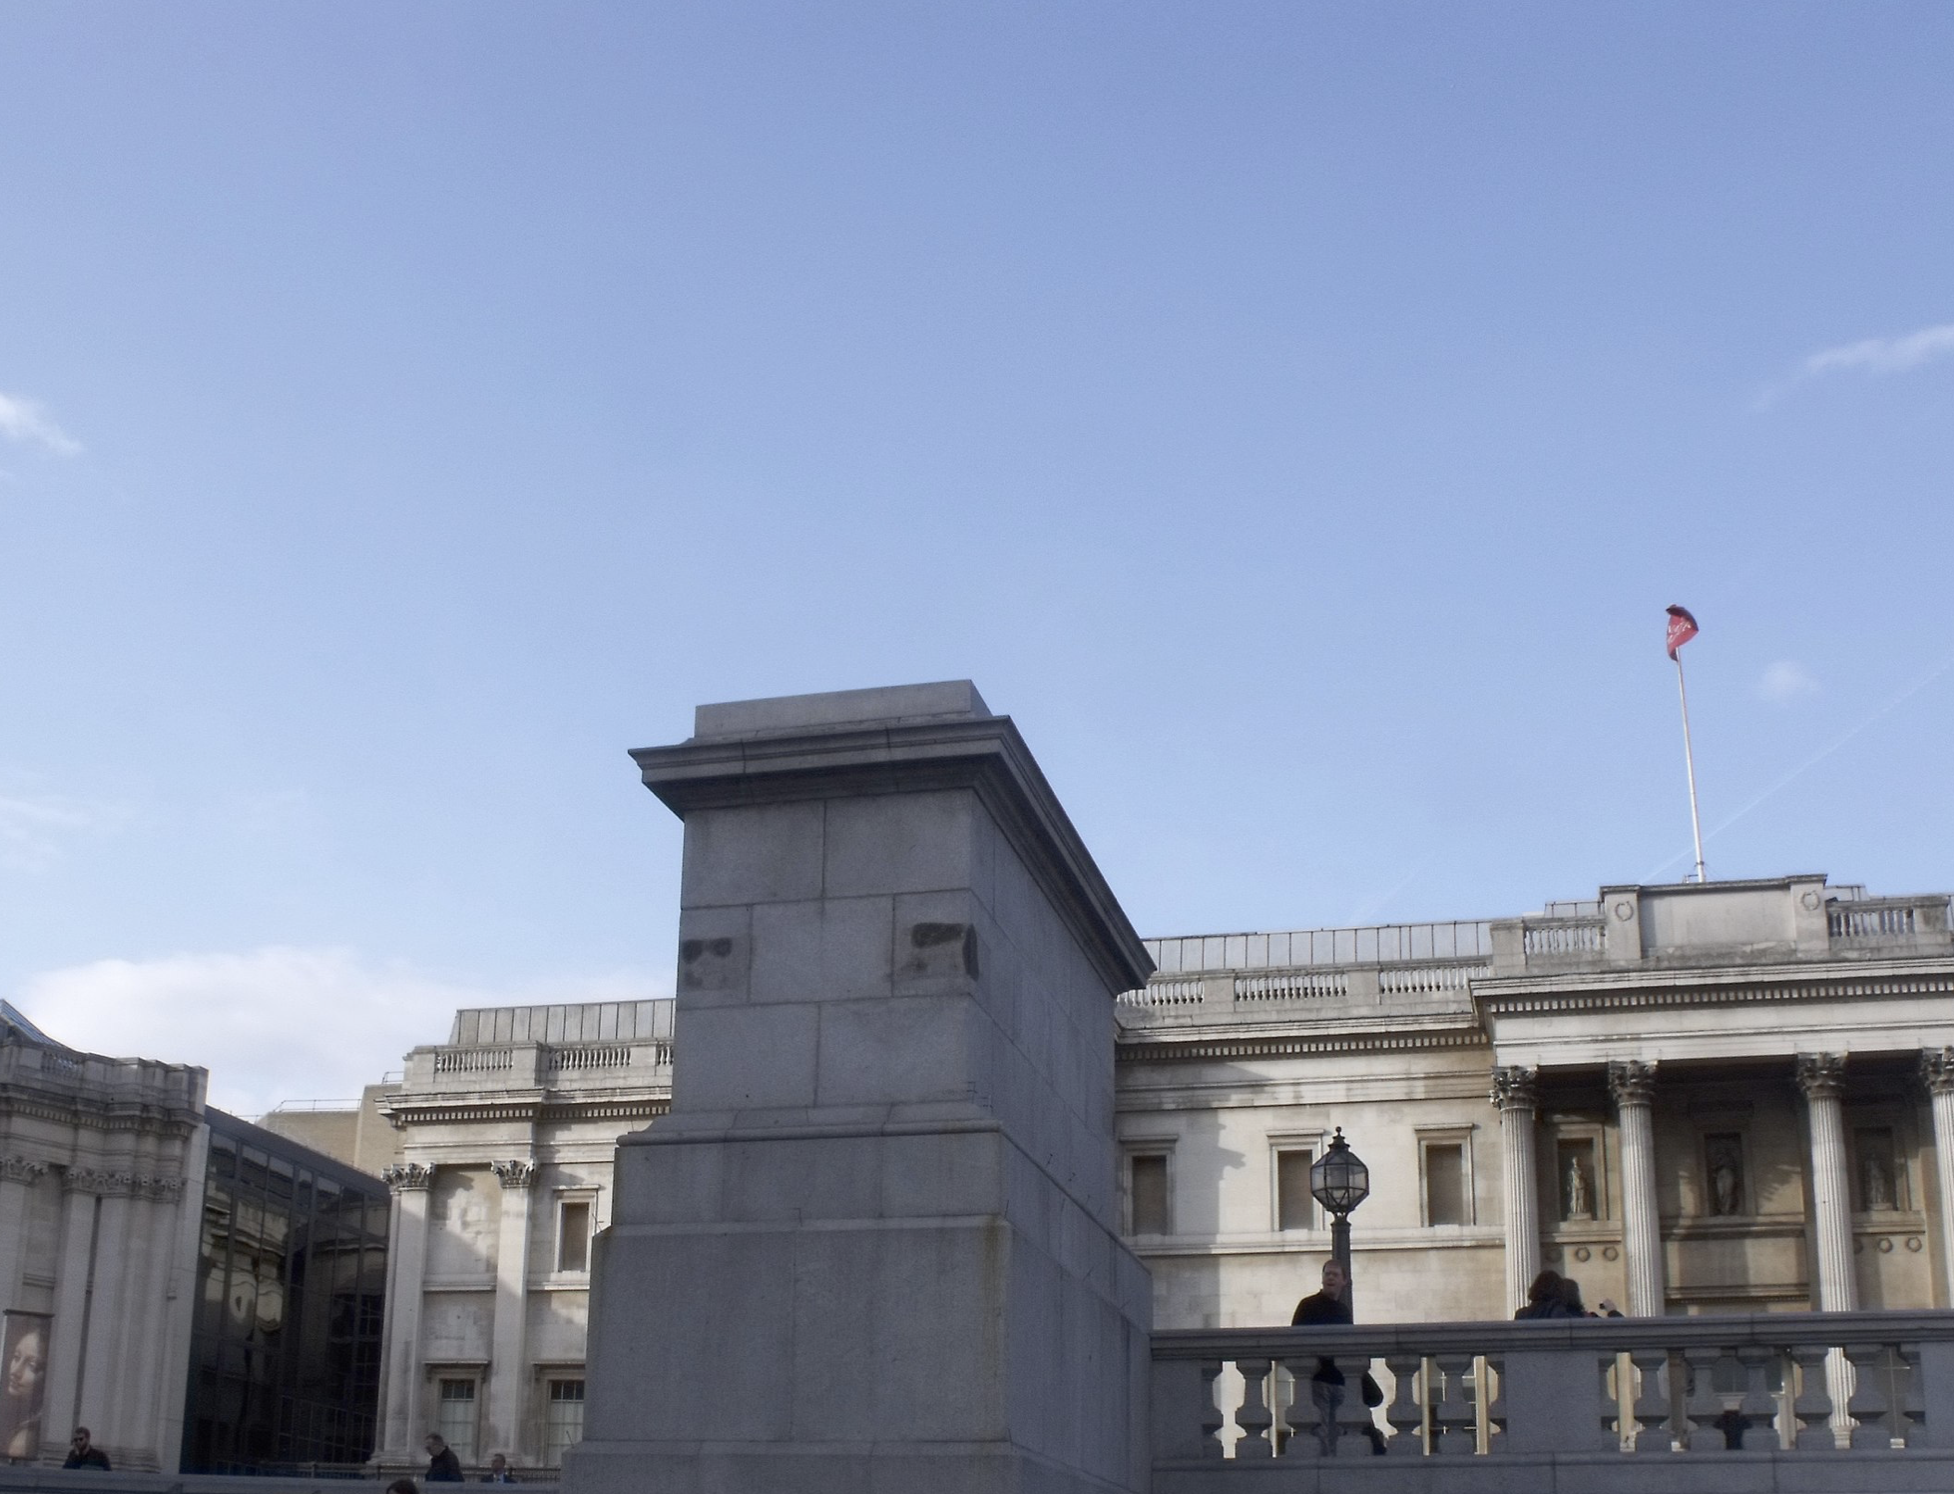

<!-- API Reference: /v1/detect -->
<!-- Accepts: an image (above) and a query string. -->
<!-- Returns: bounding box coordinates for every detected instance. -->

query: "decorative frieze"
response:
[1489,1066,1539,1111]
[1608,1059,1658,1110]
[0,1156,48,1184]
[61,1167,181,1197]
[382,1162,436,1193]
[1796,1053,1846,1103]
[490,1159,537,1189]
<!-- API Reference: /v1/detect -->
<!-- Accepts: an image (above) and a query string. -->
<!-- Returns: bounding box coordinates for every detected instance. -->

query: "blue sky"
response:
[3,4,1951,1113]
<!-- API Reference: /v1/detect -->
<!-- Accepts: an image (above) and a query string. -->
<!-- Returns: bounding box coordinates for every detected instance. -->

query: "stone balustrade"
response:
[1153,1311,1954,1491]
[405,1039,672,1090]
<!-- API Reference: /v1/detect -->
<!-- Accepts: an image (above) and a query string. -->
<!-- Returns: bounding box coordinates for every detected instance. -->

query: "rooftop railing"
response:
[1146,922,1496,976]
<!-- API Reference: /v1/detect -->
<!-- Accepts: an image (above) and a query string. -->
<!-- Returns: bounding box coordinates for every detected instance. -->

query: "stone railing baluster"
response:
[1791,1342,1839,1451]
[1277,1357,1318,1458]
[1233,1358,1273,1457]
[1734,1343,1780,1450]
[1627,1348,1671,1452]
[1383,1353,1425,1456]
[1431,1352,1477,1455]
[1844,1343,1896,1450]
[1681,1344,1730,1451]
[1330,1355,1376,1458]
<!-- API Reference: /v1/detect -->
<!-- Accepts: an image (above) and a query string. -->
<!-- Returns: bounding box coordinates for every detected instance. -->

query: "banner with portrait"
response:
[0,1313,50,1462]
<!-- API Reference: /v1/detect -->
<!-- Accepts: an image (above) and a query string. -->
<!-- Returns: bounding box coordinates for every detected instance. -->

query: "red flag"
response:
[1665,605,1699,660]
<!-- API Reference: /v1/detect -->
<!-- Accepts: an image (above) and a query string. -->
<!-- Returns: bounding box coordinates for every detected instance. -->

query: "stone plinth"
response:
[563,682,1155,1494]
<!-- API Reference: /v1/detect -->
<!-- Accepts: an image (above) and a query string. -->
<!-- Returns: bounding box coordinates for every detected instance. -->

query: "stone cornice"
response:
[630,712,1153,996]
[1116,1027,1490,1064]
[384,1098,669,1127]
[0,1088,202,1139]
[1475,958,1954,1018]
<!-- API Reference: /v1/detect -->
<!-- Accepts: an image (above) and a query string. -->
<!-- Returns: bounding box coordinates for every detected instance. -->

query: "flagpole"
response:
[1674,653,1707,883]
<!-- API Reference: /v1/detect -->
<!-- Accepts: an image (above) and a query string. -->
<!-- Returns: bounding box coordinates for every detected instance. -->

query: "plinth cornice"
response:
[632,711,1153,995]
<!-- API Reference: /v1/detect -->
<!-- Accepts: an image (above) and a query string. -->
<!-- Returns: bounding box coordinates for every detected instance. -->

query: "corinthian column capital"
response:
[1796,1053,1846,1103]
[1607,1059,1657,1109]
[1922,1048,1954,1097]
[1490,1066,1539,1111]
[382,1162,435,1193]
[490,1159,537,1189]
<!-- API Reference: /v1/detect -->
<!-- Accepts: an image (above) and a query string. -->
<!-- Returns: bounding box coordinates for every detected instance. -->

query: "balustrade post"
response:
[1626,1348,1672,1452]
[1431,1352,1477,1455]
[1735,1344,1781,1451]
[1844,1343,1896,1450]
[1682,1345,1730,1451]
[1234,1358,1274,1457]
[1277,1359,1319,1459]
[1791,1342,1840,1451]
[1331,1355,1376,1458]
[1383,1353,1425,1456]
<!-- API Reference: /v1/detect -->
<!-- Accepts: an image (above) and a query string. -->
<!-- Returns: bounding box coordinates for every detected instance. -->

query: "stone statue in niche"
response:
[1864,1154,1896,1212]
[1562,1153,1593,1220]
[1706,1135,1743,1216]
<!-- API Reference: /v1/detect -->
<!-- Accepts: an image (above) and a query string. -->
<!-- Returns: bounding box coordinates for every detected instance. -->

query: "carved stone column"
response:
[1922,1049,1954,1308]
[486,1160,537,1462]
[377,1163,436,1460]
[1797,1054,1856,1313]
[1492,1067,1541,1315]
[43,1169,111,1455]
[0,1158,48,1314]
[1608,1061,1665,1316]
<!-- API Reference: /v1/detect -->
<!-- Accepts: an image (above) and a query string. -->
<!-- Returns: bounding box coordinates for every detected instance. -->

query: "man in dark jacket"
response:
[63,1427,110,1470]
[425,1434,464,1482]
[1290,1260,1385,1455]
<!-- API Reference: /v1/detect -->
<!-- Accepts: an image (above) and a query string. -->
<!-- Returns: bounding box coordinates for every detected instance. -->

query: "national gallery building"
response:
[346,870,1954,1470]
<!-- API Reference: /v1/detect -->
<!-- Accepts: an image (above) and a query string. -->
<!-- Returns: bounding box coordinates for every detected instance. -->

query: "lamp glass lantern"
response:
[1310,1128,1370,1215]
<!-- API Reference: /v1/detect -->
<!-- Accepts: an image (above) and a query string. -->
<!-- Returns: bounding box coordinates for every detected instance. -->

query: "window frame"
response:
[1415,1125,1477,1228]
[1122,1145,1174,1239]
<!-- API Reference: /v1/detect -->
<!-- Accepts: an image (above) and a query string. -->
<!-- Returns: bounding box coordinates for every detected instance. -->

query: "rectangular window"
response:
[1275,1149,1315,1231]
[558,1200,592,1273]
[436,1378,478,1462]
[1424,1143,1466,1226]
[1129,1154,1169,1236]
[542,1378,585,1466]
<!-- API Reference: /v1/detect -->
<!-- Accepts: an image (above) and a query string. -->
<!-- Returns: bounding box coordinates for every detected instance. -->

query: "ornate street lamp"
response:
[1311,1127,1370,1312]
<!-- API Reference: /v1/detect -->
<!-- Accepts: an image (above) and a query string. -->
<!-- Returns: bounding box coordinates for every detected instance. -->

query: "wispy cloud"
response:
[1755,321,1954,409]
[0,393,81,456]
[1755,660,1819,705]
[14,948,671,1118]
[0,793,127,870]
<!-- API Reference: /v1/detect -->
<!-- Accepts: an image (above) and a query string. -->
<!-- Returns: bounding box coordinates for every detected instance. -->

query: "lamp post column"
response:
[1609,1061,1665,1317]
[1493,1066,1541,1316]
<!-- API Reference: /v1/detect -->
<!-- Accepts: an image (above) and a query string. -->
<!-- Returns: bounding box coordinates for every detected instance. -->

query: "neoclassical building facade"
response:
[371,1000,673,1472]
[1114,873,1954,1330]
[364,871,1954,1470]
